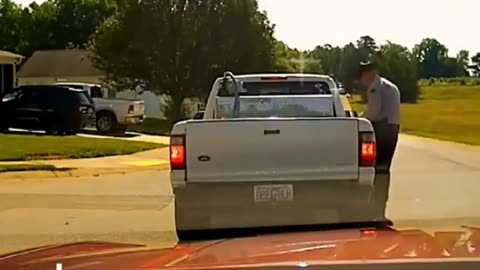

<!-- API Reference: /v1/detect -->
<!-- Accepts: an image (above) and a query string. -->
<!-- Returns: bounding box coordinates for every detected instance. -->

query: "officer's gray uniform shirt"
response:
[367,76,401,125]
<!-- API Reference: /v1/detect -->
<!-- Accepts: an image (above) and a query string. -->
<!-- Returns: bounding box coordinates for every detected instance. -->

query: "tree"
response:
[456,50,469,76]
[338,43,361,92]
[470,52,480,76]
[442,57,461,78]
[273,41,300,72]
[90,0,277,125]
[52,0,115,49]
[274,41,322,73]
[17,1,59,56]
[374,42,419,103]
[0,0,23,52]
[356,35,378,61]
[0,0,114,57]
[436,50,470,78]
[413,38,448,78]
[309,37,380,92]
[310,44,342,77]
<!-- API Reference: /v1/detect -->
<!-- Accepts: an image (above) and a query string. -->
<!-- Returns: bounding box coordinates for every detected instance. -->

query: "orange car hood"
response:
[2,227,480,269]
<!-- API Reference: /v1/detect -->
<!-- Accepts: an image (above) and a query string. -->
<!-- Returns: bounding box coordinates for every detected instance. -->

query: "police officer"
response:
[357,62,401,172]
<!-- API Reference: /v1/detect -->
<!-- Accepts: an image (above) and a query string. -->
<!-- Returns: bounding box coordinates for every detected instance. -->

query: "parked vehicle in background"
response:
[55,82,145,134]
[340,92,356,117]
[0,85,95,135]
[171,72,376,232]
[335,82,356,117]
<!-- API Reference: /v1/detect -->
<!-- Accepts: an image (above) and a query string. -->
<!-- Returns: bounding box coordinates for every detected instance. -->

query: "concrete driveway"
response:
[1,134,480,254]
[78,131,170,145]
[6,128,170,145]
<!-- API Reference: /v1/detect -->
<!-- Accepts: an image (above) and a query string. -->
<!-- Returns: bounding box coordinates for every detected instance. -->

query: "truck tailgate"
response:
[96,99,145,118]
[132,101,145,116]
[185,118,359,183]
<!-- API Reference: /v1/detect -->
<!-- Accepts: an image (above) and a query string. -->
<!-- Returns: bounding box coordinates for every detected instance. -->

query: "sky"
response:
[14,0,480,57]
[257,0,479,56]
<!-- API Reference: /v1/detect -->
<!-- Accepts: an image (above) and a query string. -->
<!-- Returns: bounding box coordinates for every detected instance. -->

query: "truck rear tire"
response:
[96,111,117,134]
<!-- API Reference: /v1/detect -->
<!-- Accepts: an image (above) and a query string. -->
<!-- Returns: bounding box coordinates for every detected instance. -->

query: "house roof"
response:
[0,50,24,64]
[18,50,104,78]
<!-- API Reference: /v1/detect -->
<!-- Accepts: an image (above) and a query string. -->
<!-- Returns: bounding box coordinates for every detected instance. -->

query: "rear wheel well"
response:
[96,110,116,120]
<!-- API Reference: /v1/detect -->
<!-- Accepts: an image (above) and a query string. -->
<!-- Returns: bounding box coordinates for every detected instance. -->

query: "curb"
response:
[0,163,170,180]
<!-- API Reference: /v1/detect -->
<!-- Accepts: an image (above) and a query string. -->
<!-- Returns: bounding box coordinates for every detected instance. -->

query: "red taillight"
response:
[360,132,376,167]
[261,76,287,81]
[79,106,89,114]
[361,230,378,238]
[128,105,134,114]
[170,136,185,170]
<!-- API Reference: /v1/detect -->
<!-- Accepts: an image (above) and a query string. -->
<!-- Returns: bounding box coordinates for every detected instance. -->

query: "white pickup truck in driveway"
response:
[55,83,145,134]
[170,73,377,232]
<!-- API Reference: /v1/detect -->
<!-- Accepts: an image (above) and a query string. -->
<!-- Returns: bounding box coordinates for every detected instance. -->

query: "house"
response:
[0,50,24,94]
[18,49,201,119]
[17,49,104,85]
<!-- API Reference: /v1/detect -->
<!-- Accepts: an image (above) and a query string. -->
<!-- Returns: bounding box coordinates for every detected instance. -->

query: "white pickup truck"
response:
[55,83,145,134]
[171,73,377,232]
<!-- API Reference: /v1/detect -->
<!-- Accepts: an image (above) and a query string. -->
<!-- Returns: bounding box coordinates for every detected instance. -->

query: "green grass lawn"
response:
[128,118,171,136]
[351,85,480,145]
[0,135,165,161]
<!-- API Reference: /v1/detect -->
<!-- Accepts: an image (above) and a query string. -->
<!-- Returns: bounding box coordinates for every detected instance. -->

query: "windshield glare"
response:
[1,0,480,268]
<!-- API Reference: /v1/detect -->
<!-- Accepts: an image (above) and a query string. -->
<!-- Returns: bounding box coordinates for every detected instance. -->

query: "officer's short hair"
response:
[357,61,377,79]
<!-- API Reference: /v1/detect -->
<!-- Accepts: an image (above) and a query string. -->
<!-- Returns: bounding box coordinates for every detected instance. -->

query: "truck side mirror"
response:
[193,111,204,120]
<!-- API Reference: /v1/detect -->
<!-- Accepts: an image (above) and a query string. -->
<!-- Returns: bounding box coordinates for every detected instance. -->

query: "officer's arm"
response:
[367,89,382,121]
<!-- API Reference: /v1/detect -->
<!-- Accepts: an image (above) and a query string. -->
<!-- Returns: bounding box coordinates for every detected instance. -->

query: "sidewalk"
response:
[46,147,170,169]
[0,147,170,180]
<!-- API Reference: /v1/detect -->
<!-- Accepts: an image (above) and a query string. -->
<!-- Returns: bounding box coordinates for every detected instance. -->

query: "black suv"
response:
[0,85,95,135]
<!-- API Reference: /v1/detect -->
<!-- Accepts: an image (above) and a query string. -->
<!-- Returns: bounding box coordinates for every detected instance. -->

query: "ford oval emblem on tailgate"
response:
[198,155,211,162]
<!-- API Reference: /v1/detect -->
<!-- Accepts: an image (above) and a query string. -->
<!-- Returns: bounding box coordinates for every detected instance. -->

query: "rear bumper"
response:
[359,167,376,185]
[174,177,389,231]
[81,115,96,128]
[171,168,376,189]
[122,115,144,125]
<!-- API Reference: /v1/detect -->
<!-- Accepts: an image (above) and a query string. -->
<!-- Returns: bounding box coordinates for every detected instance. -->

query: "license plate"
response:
[254,184,293,203]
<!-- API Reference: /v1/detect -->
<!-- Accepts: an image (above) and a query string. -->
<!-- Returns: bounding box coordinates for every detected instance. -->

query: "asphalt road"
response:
[1,134,480,254]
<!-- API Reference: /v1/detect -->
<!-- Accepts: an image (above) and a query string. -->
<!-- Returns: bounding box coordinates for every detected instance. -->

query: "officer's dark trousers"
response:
[371,121,400,171]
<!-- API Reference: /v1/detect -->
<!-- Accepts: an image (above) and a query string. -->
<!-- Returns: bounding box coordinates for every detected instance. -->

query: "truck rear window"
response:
[219,81,331,96]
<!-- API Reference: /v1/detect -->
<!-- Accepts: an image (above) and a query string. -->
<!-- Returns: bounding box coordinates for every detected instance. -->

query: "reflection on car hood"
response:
[2,227,480,269]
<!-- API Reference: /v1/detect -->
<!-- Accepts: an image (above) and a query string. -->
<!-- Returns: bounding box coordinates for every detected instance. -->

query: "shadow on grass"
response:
[4,119,171,138]
[79,129,141,138]
[128,118,171,136]
[4,128,142,139]
[2,129,61,137]
[0,164,71,173]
